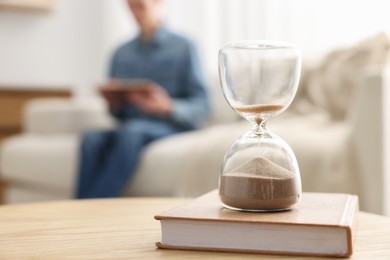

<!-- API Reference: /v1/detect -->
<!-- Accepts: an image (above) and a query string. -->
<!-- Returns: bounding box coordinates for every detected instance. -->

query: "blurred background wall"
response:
[0,0,389,95]
[0,0,104,95]
[0,0,389,211]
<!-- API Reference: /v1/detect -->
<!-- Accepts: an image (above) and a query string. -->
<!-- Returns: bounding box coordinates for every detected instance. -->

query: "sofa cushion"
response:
[125,123,239,197]
[291,32,389,121]
[1,113,355,201]
[5,186,72,204]
[0,134,79,190]
[127,112,356,197]
[24,97,115,134]
[271,113,356,194]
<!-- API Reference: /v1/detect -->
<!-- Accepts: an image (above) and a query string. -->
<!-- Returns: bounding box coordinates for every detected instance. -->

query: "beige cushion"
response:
[127,113,356,197]
[24,97,115,134]
[1,112,355,200]
[0,135,79,190]
[291,32,389,120]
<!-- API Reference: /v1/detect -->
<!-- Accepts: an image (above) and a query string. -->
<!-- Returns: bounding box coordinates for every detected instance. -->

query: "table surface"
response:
[0,197,389,259]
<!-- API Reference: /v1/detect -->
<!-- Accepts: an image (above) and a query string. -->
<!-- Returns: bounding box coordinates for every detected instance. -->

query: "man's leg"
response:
[76,129,114,198]
[85,119,181,198]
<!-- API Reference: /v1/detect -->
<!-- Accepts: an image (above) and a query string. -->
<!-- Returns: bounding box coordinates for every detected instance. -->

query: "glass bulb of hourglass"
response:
[218,41,302,212]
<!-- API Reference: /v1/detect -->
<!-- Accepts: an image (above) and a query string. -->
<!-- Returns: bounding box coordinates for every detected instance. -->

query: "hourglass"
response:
[218,41,302,212]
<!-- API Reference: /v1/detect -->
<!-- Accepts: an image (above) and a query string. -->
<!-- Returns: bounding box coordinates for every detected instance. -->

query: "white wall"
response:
[0,0,106,96]
[287,0,390,57]
[163,0,390,71]
[101,0,135,74]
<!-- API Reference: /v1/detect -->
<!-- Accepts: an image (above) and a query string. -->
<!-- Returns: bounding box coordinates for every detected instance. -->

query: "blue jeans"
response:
[75,118,182,198]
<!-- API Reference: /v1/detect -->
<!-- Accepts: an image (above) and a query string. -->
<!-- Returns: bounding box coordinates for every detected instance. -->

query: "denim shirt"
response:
[109,26,210,130]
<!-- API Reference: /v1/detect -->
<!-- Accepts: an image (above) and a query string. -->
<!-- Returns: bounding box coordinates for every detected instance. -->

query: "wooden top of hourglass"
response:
[234,104,284,125]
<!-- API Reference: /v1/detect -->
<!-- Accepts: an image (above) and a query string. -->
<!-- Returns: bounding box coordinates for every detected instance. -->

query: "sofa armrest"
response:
[383,67,390,216]
[351,66,390,215]
[23,97,116,135]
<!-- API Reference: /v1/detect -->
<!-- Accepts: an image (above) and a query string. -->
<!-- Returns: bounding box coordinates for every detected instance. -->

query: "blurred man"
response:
[76,0,209,198]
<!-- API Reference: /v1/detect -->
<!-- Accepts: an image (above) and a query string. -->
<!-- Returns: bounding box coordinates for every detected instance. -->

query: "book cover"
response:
[155,190,359,258]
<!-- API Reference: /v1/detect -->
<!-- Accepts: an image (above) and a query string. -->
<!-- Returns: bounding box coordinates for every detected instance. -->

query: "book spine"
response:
[339,195,359,257]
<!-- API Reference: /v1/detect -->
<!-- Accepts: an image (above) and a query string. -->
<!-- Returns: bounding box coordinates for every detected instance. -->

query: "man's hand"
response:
[99,80,126,110]
[127,83,173,117]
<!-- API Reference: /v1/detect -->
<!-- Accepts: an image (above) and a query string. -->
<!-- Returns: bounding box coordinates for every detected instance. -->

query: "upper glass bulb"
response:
[219,41,301,133]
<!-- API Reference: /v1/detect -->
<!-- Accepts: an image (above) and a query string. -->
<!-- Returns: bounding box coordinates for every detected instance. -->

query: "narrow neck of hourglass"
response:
[250,120,269,136]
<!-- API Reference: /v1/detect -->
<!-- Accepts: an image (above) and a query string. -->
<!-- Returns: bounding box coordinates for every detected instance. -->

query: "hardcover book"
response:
[155,190,359,258]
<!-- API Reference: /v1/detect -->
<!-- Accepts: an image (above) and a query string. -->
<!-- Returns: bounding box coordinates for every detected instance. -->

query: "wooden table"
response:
[0,198,389,259]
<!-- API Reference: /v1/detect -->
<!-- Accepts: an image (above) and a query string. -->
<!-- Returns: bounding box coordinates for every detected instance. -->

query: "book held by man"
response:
[99,79,156,96]
[155,190,359,258]
[99,79,158,109]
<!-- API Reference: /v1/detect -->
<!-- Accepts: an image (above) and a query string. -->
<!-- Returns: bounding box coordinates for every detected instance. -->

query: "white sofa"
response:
[1,35,390,216]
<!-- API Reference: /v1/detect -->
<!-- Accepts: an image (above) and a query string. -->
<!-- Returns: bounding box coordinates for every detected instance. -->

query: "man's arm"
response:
[170,41,211,129]
[105,50,141,121]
